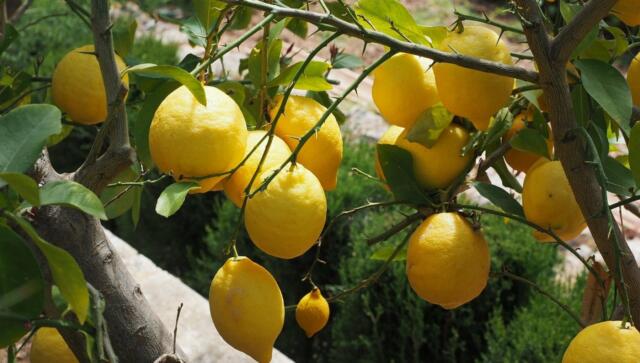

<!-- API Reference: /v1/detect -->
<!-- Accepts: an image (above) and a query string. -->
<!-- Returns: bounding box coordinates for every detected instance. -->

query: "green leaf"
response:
[247,39,282,86]
[0,24,18,55]
[492,158,523,192]
[575,59,632,135]
[178,16,208,47]
[0,173,40,206]
[155,182,199,218]
[113,19,138,58]
[354,0,428,45]
[603,156,635,196]
[286,17,308,38]
[405,104,454,148]
[268,61,332,91]
[629,123,640,187]
[306,91,346,124]
[559,1,598,58]
[132,81,180,168]
[509,128,550,159]
[419,26,448,48]
[193,0,226,31]
[370,243,406,261]
[0,225,45,348]
[473,182,524,217]
[332,53,364,69]
[516,79,542,110]
[571,84,589,127]
[215,81,246,106]
[0,105,62,173]
[230,6,253,30]
[126,64,206,106]
[100,167,140,219]
[377,144,430,202]
[131,187,142,228]
[10,215,89,324]
[483,108,513,148]
[40,181,107,220]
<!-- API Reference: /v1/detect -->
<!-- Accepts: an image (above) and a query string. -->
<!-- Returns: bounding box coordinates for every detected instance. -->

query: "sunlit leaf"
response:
[40,181,107,220]
[370,243,406,261]
[125,64,206,106]
[354,0,428,45]
[405,104,454,148]
[155,182,199,217]
[268,61,332,91]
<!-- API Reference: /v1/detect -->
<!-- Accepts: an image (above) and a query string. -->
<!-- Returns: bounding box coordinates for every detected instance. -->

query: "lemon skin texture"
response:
[245,164,327,259]
[613,0,640,26]
[562,321,640,363]
[30,327,79,363]
[628,54,640,107]
[522,160,587,242]
[372,53,440,128]
[406,212,490,309]
[149,85,248,191]
[503,112,553,173]
[209,257,284,363]
[269,95,343,191]
[434,26,514,131]
[376,124,473,190]
[295,288,330,337]
[52,45,129,125]
[224,130,291,207]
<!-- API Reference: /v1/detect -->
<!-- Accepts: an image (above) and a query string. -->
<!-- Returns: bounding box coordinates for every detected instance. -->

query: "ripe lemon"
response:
[562,321,640,363]
[522,159,586,242]
[149,86,247,192]
[628,54,640,107]
[503,112,553,173]
[372,53,440,128]
[406,212,490,309]
[269,95,343,191]
[376,124,473,189]
[209,257,284,363]
[434,26,514,131]
[30,328,78,363]
[245,164,326,259]
[295,288,330,338]
[224,130,291,207]
[52,45,129,125]
[613,0,640,26]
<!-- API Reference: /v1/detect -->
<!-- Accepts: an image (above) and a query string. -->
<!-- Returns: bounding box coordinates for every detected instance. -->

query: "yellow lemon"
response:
[269,95,343,190]
[372,53,440,128]
[562,321,640,363]
[245,164,326,259]
[406,212,490,309]
[628,53,640,107]
[224,130,291,207]
[613,0,640,26]
[149,86,247,192]
[376,124,473,189]
[503,112,553,173]
[295,288,330,338]
[434,26,514,130]
[52,45,129,125]
[522,160,586,242]
[209,257,284,363]
[30,328,78,363]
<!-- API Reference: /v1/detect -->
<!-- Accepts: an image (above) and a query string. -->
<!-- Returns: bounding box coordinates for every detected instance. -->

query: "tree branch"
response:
[550,0,617,62]
[219,0,539,83]
[74,0,134,194]
[515,0,640,325]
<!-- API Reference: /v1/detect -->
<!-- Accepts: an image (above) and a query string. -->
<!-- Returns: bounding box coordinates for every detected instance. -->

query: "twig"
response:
[455,10,524,34]
[172,303,183,355]
[9,0,33,23]
[366,212,422,245]
[219,0,539,83]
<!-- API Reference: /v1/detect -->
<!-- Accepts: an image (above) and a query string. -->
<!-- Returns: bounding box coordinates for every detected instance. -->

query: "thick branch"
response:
[550,0,617,62]
[516,0,640,325]
[74,0,134,193]
[220,0,539,83]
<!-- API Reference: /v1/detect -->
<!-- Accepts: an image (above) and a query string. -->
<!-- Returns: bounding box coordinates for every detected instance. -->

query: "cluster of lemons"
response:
[33,4,640,362]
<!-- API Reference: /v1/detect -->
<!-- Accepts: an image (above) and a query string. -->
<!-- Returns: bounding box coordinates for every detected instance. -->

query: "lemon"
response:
[434,26,514,130]
[503,112,553,173]
[372,53,440,128]
[628,54,640,107]
[224,130,291,207]
[376,124,473,190]
[245,164,327,259]
[562,321,640,363]
[149,86,247,192]
[269,95,343,191]
[209,257,284,363]
[522,159,586,242]
[30,328,78,363]
[295,288,330,337]
[613,0,640,26]
[52,45,129,125]
[406,212,490,309]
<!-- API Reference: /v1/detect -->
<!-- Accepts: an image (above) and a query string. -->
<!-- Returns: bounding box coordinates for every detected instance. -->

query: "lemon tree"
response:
[2,0,640,362]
